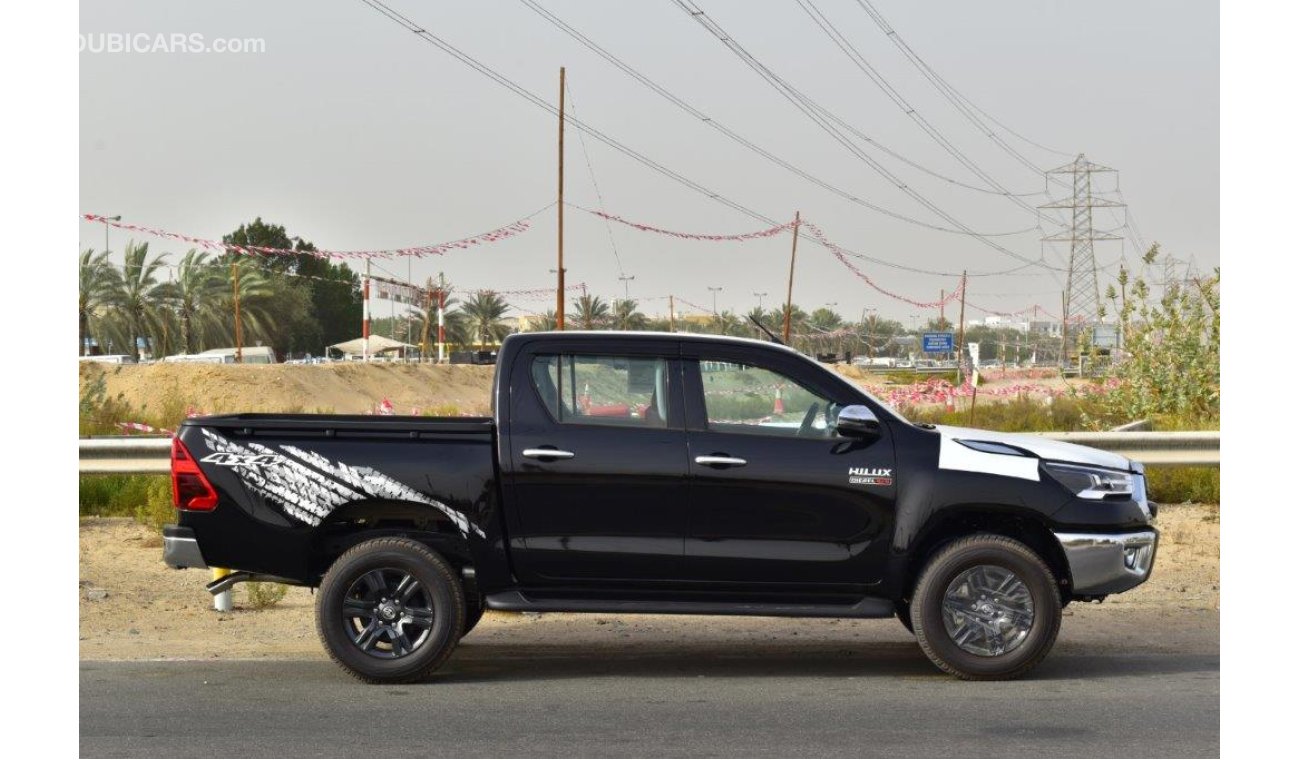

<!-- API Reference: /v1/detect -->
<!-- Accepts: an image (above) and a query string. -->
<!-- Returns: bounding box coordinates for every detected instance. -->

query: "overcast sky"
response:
[79,0,1218,323]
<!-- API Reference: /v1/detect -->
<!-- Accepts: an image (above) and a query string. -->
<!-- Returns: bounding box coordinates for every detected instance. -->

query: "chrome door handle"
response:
[695,455,747,467]
[522,448,575,460]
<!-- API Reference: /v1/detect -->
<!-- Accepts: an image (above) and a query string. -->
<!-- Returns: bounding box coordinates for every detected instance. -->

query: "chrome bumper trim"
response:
[1053,530,1157,596]
[163,528,208,570]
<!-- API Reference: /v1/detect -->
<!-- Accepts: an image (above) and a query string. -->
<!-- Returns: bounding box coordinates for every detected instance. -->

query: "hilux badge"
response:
[849,467,893,486]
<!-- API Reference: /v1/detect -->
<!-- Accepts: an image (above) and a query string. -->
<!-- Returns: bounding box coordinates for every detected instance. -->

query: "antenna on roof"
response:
[748,315,785,346]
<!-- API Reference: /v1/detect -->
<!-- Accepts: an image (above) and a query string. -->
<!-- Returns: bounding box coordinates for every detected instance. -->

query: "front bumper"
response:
[163,525,208,570]
[1053,529,1158,596]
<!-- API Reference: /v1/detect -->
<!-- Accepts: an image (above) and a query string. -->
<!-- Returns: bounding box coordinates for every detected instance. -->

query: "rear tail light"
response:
[171,437,218,511]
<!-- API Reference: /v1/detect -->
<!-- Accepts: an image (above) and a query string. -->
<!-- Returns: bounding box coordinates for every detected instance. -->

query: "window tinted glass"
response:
[531,354,669,428]
[699,360,838,437]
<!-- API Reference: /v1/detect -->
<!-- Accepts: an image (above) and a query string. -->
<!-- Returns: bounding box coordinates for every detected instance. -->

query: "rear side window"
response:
[530,354,669,428]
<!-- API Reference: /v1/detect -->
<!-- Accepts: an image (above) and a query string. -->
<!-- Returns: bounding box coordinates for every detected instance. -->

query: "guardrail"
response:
[80,436,172,474]
[79,430,1219,473]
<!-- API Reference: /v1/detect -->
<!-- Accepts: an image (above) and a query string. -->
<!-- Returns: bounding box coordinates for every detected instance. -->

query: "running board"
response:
[484,590,894,619]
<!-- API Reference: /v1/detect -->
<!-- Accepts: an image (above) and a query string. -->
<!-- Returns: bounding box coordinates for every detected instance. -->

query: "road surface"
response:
[81,625,1218,757]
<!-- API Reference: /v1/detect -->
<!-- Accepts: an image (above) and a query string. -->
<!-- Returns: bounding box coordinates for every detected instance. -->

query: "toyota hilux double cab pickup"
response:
[164,331,1157,682]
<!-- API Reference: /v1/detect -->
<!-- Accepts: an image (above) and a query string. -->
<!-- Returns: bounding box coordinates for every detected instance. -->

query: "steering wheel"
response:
[797,402,821,438]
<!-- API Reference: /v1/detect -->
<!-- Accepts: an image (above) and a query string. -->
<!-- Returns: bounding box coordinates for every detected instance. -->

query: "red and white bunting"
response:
[82,213,535,260]
[587,209,796,242]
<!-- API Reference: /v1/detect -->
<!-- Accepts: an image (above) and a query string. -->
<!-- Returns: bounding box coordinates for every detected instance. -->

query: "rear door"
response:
[502,337,689,584]
[681,346,897,587]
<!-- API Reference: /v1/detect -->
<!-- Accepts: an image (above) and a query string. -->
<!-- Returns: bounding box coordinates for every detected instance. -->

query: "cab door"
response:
[681,348,896,587]
[502,338,689,584]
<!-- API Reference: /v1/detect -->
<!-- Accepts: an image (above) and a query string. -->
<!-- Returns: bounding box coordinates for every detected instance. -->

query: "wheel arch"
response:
[310,498,475,580]
[898,505,1072,605]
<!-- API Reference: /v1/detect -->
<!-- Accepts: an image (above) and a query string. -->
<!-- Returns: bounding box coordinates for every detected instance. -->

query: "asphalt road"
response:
[81,635,1218,757]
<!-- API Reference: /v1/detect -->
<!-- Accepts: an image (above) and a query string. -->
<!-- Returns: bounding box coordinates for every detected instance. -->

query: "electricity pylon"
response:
[1039,154,1125,365]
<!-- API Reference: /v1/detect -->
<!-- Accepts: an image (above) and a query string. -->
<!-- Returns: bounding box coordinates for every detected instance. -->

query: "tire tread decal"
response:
[198,430,483,536]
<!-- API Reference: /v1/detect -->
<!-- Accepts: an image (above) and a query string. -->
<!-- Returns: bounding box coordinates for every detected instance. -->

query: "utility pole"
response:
[1040,154,1124,365]
[939,290,945,329]
[437,272,447,364]
[1060,291,1068,370]
[783,211,801,343]
[232,259,243,364]
[362,259,371,361]
[668,295,676,333]
[556,66,566,331]
[956,271,968,382]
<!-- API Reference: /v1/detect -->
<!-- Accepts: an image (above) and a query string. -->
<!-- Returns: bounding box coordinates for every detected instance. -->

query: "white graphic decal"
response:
[199,430,484,536]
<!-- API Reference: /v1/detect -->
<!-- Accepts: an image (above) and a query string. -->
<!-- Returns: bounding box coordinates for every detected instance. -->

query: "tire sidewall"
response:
[912,538,1061,679]
[317,540,464,682]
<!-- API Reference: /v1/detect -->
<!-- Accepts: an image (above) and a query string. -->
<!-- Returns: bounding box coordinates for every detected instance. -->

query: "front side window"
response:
[531,354,669,428]
[699,360,841,437]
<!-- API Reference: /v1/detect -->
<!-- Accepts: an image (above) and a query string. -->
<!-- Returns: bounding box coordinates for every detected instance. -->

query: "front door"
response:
[681,349,897,587]
[504,341,688,584]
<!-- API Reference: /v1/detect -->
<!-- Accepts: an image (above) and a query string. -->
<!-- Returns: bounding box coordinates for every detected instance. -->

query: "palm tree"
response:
[411,287,472,355]
[103,241,169,359]
[527,310,559,332]
[206,260,278,350]
[154,249,223,353]
[78,248,121,355]
[610,299,647,331]
[569,294,611,329]
[459,291,512,348]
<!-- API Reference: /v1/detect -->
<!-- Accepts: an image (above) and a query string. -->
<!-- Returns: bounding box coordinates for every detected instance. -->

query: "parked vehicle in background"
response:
[79,354,136,365]
[165,331,1157,683]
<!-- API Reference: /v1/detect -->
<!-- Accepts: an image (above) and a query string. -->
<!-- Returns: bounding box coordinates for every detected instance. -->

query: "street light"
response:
[103,215,121,258]
[618,274,636,299]
[753,291,768,311]
[708,286,723,314]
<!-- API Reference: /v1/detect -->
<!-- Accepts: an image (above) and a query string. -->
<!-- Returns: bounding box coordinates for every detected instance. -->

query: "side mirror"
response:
[836,405,881,438]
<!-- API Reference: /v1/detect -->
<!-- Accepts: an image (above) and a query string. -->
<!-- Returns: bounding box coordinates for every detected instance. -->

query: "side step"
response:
[484,590,894,619]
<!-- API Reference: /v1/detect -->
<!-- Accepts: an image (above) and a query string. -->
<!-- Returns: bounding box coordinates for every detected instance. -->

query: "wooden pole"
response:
[955,270,967,381]
[1060,291,1068,369]
[556,66,566,331]
[232,261,243,364]
[783,211,801,343]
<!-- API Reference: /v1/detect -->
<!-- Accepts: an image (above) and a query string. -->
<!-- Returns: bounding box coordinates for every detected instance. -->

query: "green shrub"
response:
[244,582,288,609]
[80,474,175,531]
[133,477,175,533]
[1147,467,1219,504]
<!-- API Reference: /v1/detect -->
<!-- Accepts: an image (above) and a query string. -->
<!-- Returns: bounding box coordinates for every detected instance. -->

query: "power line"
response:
[564,76,627,278]
[355,0,1051,278]
[794,0,1048,220]
[853,0,1076,168]
[671,0,1064,272]
[518,0,1042,205]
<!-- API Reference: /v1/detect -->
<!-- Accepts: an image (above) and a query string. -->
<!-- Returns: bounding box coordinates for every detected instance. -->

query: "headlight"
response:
[1044,462,1135,500]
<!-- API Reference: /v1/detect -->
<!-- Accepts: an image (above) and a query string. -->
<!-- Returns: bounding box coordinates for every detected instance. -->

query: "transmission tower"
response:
[1039,154,1125,365]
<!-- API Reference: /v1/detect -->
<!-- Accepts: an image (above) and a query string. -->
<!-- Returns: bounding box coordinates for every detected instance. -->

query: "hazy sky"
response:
[79,0,1219,324]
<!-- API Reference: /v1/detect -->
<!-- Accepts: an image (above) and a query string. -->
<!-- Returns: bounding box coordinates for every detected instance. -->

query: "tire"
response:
[316,537,465,683]
[461,596,485,638]
[894,600,914,634]
[910,534,1061,681]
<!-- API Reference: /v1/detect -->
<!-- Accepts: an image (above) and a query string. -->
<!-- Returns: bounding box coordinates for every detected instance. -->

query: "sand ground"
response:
[79,503,1217,661]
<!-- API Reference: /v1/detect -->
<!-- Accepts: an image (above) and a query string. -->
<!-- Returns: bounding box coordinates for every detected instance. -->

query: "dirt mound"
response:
[80,362,497,418]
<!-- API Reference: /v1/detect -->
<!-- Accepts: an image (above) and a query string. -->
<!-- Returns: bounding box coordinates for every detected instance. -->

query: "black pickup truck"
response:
[164,331,1157,682]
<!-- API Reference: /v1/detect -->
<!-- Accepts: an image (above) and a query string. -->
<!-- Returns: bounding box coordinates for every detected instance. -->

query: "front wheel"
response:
[910,535,1061,680]
[316,537,465,683]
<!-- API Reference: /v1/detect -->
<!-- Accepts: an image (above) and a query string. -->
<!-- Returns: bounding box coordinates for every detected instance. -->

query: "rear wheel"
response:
[316,537,464,683]
[910,534,1061,680]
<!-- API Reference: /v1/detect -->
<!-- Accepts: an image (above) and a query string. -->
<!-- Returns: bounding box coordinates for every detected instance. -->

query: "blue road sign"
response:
[922,332,954,353]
